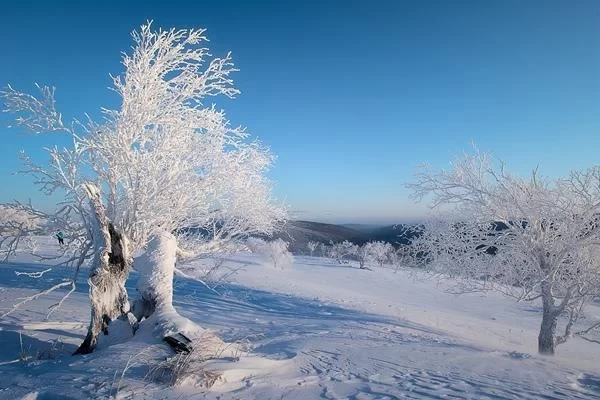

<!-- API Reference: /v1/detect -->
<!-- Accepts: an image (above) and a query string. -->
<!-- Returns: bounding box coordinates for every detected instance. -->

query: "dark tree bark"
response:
[538,308,557,355]
[538,282,557,355]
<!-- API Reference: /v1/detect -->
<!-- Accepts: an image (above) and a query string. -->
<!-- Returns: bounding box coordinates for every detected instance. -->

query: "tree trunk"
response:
[132,230,227,354]
[131,230,177,321]
[131,231,198,343]
[74,185,137,355]
[538,282,557,355]
[538,308,557,355]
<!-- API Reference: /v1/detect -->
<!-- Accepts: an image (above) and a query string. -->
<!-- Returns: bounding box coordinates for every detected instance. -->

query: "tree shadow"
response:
[0,330,78,363]
[169,276,478,359]
[578,374,600,395]
[0,261,88,296]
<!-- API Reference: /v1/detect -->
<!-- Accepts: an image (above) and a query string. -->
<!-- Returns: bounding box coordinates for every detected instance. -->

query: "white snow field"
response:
[1,237,600,399]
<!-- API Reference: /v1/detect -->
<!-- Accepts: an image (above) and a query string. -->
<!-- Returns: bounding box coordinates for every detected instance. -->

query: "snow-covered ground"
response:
[1,238,600,399]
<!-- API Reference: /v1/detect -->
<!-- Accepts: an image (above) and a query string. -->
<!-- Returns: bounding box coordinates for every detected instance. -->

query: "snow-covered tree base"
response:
[132,230,225,352]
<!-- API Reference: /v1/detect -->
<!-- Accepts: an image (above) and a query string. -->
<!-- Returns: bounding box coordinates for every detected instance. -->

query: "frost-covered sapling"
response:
[247,238,293,269]
[307,241,319,257]
[363,241,394,267]
[328,240,358,265]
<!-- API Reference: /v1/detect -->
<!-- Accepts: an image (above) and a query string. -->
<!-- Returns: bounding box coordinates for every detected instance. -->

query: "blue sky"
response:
[1,1,599,224]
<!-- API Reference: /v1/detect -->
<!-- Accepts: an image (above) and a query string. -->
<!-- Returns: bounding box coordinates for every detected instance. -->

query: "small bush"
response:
[247,238,293,269]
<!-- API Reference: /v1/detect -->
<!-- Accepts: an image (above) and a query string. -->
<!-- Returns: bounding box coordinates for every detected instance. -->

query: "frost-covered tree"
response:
[0,205,42,235]
[328,240,358,264]
[1,22,286,353]
[388,247,402,272]
[0,204,45,253]
[0,83,109,322]
[363,241,394,267]
[307,241,319,257]
[83,23,286,255]
[247,238,293,269]
[409,150,600,355]
[355,244,369,269]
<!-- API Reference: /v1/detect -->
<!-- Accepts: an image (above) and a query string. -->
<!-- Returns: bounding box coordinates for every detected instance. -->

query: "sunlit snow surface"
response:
[1,237,599,399]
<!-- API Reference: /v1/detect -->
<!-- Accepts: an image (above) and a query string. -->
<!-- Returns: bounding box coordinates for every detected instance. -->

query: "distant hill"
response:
[340,224,383,233]
[274,220,420,254]
[367,224,415,245]
[273,220,366,253]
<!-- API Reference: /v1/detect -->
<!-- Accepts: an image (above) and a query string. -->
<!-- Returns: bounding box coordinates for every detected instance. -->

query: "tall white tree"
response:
[409,150,600,355]
[1,22,286,353]
[84,23,285,254]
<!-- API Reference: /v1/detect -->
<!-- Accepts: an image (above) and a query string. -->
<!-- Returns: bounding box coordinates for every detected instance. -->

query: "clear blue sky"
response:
[1,1,599,224]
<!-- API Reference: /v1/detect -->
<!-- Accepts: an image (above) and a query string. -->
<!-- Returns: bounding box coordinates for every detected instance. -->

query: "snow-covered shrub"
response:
[0,205,43,236]
[246,237,265,253]
[328,240,358,264]
[363,241,394,267]
[0,205,46,256]
[307,241,319,256]
[355,245,369,269]
[247,238,293,269]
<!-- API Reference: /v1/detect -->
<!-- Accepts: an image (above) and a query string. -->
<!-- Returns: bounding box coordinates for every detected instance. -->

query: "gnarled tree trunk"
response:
[74,185,137,355]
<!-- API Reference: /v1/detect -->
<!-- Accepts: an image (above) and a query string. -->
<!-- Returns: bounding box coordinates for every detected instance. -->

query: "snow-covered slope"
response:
[1,239,599,399]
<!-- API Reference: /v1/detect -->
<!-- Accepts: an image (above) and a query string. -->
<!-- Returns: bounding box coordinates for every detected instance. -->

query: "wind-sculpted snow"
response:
[1,250,600,399]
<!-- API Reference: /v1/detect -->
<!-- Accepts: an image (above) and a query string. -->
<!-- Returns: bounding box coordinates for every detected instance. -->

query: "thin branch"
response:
[15,268,52,279]
[1,280,74,318]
